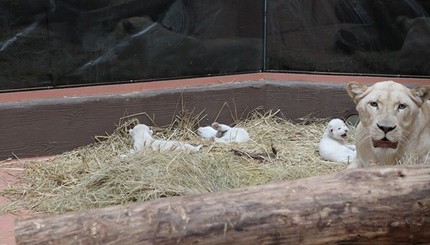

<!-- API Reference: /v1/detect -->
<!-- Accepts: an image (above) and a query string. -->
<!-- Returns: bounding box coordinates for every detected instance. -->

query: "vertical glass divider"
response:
[263,0,268,71]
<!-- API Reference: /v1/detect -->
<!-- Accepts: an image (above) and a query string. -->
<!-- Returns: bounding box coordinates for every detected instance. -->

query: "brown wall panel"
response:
[263,81,355,119]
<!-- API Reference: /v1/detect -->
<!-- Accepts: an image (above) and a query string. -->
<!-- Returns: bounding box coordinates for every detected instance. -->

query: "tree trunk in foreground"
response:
[15,166,430,245]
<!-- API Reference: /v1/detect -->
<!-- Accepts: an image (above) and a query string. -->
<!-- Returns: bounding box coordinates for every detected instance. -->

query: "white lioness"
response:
[347,81,430,168]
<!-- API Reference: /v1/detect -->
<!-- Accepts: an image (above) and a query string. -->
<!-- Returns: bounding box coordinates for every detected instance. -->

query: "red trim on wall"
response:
[0,73,429,103]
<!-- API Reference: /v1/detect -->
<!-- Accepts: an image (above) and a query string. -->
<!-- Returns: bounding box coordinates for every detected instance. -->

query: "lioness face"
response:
[348,81,429,152]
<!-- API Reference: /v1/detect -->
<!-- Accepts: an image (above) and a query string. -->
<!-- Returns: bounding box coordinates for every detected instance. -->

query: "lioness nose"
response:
[377,124,396,133]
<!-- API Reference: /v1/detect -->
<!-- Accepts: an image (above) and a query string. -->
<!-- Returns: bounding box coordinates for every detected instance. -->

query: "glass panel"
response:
[1,0,429,92]
[50,0,264,87]
[0,1,52,91]
[0,0,263,91]
[267,0,430,77]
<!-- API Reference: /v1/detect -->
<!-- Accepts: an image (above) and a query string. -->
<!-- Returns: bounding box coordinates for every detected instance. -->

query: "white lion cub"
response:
[129,124,202,153]
[197,122,250,143]
[210,122,250,143]
[319,118,356,163]
[197,125,218,139]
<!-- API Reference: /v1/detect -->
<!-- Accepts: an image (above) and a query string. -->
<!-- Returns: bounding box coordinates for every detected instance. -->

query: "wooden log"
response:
[15,166,430,245]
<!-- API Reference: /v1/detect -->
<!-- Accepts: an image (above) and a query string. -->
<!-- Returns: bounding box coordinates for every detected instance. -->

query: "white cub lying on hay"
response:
[319,118,356,163]
[212,122,250,143]
[196,125,217,139]
[197,122,250,143]
[129,124,202,153]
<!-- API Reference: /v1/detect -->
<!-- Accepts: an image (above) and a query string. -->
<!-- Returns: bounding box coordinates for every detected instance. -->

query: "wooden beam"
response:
[15,166,430,245]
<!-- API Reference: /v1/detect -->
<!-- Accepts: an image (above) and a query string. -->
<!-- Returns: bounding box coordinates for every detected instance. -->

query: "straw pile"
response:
[1,109,349,215]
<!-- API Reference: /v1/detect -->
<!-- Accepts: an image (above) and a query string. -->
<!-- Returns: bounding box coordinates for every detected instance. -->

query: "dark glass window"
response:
[0,0,264,91]
[1,0,429,92]
[267,0,430,77]
[0,1,52,91]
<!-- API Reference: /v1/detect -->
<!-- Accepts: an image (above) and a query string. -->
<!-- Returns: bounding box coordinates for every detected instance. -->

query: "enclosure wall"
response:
[1,73,429,160]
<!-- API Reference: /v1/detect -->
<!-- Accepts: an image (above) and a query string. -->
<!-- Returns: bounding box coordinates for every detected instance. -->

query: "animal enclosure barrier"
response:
[14,166,430,245]
[2,75,430,245]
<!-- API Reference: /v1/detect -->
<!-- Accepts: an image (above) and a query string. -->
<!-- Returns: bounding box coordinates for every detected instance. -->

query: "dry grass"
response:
[0,109,349,215]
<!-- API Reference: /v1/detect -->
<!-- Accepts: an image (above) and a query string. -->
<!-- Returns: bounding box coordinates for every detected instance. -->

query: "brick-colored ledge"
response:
[1,72,429,103]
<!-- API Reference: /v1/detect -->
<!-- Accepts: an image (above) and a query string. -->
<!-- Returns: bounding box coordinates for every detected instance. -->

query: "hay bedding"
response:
[0,110,348,215]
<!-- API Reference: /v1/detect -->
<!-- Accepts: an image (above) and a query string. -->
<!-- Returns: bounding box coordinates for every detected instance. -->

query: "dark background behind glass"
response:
[0,0,429,92]
[267,0,430,77]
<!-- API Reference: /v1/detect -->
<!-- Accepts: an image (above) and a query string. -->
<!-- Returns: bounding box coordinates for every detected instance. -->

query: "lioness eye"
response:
[369,101,378,108]
[398,103,407,110]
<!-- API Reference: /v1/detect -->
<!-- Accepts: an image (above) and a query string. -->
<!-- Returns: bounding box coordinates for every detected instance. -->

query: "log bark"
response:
[15,166,430,245]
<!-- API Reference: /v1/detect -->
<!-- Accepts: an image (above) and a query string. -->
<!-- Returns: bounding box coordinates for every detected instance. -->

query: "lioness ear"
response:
[347,82,368,104]
[411,85,430,105]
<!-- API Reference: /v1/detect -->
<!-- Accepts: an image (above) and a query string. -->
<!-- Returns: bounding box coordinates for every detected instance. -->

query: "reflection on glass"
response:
[0,0,263,91]
[267,0,430,77]
[0,0,429,92]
